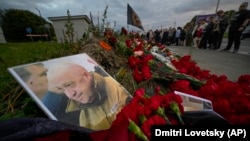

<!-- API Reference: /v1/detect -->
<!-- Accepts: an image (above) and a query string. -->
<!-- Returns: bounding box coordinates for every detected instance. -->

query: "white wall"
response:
[51,18,90,43]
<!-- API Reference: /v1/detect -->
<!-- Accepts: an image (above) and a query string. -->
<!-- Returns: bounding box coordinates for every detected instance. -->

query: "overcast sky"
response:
[0,0,248,31]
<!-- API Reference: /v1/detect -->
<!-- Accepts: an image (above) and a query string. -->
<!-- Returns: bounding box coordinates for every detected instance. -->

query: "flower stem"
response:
[128,119,149,141]
[156,107,172,125]
[170,102,185,125]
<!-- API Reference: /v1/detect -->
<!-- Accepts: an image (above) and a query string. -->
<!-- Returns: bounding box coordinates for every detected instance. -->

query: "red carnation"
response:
[141,115,166,139]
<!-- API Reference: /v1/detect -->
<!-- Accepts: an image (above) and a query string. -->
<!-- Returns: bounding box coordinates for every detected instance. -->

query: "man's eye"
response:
[56,87,63,93]
[64,82,75,88]
[40,72,47,77]
[65,84,72,87]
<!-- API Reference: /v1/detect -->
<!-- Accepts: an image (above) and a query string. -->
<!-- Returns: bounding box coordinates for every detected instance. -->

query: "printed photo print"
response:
[8,53,133,131]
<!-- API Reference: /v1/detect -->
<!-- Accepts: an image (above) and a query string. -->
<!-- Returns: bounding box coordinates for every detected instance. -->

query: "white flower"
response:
[134,50,144,56]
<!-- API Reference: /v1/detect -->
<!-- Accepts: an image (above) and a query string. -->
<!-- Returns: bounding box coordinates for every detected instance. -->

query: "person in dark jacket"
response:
[214,10,229,50]
[199,16,214,49]
[222,2,250,53]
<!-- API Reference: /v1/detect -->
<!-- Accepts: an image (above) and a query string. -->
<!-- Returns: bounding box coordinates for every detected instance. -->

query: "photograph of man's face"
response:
[12,54,99,100]
[47,62,95,104]
[14,63,48,99]
[9,53,132,131]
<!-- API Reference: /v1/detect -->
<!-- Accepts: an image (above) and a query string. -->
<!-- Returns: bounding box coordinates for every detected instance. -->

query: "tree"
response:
[63,9,74,44]
[0,9,49,42]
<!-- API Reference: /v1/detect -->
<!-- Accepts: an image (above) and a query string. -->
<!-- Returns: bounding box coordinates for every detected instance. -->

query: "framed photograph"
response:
[174,91,213,111]
[8,53,133,131]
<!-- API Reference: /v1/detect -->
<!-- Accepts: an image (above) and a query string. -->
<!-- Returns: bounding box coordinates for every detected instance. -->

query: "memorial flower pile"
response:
[90,34,250,141]
[116,88,185,141]
[90,87,185,141]
[122,36,250,125]
[169,55,250,124]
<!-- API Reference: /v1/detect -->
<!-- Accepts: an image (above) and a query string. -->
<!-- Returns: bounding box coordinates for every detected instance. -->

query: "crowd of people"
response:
[145,2,250,53]
[146,26,188,46]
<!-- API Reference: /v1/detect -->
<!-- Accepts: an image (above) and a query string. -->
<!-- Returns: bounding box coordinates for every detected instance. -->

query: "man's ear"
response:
[83,71,92,80]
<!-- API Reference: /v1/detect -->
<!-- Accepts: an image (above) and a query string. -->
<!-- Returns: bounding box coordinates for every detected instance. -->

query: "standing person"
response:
[214,10,229,50]
[179,27,186,46]
[161,29,169,45]
[148,29,154,41]
[199,17,214,49]
[207,17,215,49]
[168,27,173,45]
[171,28,176,45]
[46,61,132,131]
[222,2,250,53]
[192,20,202,48]
[193,19,207,49]
[185,24,193,46]
[211,19,220,49]
[154,29,161,43]
[175,27,181,46]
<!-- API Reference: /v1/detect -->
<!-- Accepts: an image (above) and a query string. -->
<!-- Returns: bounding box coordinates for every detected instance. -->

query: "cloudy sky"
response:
[0,0,248,31]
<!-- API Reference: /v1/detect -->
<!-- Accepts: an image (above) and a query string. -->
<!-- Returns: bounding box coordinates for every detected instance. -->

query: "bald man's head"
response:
[47,61,96,104]
[47,62,87,83]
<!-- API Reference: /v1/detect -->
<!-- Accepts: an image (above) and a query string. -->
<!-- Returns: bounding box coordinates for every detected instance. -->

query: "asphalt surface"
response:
[167,38,250,82]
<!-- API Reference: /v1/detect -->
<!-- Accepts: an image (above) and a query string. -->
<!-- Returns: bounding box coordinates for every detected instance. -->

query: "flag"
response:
[127,3,144,31]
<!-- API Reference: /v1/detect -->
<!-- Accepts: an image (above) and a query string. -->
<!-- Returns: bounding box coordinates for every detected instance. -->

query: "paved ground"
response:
[167,39,250,82]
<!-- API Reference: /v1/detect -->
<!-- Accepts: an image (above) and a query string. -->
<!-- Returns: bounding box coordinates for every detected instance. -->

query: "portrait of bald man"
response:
[46,61,132,131]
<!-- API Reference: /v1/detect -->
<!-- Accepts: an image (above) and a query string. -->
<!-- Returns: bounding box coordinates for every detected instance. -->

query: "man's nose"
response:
[64,88,76,98]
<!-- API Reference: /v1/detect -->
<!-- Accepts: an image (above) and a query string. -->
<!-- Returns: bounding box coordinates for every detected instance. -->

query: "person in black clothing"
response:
[222,2,250,53]
[154,29,161,43]
[206,17,215,49]
[179,27,186,46]
[214,10,229,50]
[200,16,214,49]
[161,29,169,45]
[211,19,220,50]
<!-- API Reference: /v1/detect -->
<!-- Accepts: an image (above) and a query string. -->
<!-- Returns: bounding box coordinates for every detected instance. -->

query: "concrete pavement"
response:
[167,39,250,82]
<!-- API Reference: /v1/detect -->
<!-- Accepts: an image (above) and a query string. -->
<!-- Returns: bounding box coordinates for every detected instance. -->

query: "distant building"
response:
[0,27,6,43]
[48,15,91,43]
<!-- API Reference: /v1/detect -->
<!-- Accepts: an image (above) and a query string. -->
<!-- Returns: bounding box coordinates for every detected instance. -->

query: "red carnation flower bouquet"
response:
[90,34,250,141]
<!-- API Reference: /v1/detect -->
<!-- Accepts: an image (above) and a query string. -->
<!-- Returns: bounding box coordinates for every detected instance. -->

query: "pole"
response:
[98,11,100,37]
[215,0,220,13]
[35,7,47,41]
[127,0,129,32]
[30,33,33,42]
[35,7,41,17]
